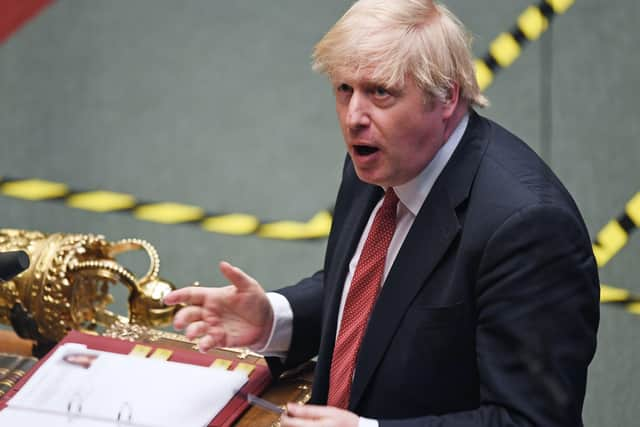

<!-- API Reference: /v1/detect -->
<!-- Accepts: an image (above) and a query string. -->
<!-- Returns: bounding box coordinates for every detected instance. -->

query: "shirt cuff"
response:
[249,292,293,357]
[359,417,379,427]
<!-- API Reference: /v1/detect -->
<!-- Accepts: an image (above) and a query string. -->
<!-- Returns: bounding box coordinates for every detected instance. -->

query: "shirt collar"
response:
[393,113,469,216]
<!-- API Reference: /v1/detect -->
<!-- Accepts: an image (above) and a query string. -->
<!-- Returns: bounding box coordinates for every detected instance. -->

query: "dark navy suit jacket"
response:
[270,111,599,426]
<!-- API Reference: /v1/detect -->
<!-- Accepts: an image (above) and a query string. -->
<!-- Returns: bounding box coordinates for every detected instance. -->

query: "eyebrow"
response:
[333,78,398,90]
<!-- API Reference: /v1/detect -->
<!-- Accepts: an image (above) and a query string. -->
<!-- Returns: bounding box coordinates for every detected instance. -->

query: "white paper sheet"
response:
[0,407,121,427]
[5,343,248,427]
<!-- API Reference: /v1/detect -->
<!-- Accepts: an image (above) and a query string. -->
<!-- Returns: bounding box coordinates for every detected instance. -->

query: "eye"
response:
[336,83,352,93]
[373,86,389,97]
[334,83,352,103]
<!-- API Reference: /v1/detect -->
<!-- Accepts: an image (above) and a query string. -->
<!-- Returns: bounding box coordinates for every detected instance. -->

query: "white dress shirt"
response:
[256,114,469,426]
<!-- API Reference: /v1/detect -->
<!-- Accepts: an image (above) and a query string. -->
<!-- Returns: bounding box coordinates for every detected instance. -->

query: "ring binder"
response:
[0,331,273,427]
[66,392,83,419]
[117,401,133,424]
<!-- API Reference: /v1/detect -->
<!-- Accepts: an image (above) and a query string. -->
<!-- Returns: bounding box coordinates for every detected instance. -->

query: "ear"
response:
[442,82,460,119]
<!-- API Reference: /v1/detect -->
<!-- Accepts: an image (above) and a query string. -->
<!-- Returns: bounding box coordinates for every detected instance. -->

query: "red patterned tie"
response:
[327,188,399,409]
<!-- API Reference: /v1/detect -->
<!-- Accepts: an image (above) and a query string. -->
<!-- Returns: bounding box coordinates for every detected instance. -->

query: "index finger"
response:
[163,287,211,306]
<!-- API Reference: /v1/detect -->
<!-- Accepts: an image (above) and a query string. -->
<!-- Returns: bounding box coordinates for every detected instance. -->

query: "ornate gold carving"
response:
[102,322,264,360]
[268,386,311,427]
[0,229,178,341]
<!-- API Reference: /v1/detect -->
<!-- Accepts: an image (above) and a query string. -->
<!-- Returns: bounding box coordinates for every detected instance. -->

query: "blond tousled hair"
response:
[312,0,488,108]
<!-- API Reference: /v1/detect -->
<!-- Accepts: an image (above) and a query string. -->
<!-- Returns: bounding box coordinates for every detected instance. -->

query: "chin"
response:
[355,171,387,187]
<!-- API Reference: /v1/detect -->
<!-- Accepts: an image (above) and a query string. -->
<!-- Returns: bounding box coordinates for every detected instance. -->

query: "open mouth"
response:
[354,145,379,156]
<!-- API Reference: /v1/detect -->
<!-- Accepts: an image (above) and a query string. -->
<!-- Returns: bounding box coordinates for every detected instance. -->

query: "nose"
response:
[346,91,371,129]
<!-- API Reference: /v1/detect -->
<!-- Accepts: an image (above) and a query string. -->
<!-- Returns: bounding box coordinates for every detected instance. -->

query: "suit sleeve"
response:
[380,205,600,427]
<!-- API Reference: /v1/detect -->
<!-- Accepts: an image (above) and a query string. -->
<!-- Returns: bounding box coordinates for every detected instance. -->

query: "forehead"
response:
[330,66,406,89]
[331,68,428,99]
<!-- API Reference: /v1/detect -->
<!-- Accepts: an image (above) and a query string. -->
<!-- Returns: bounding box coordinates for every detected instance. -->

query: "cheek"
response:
[336,114,350,139]
[335,105,348,127]
[386,122,428,151]
[391,121,441,162]
[406,112,442,145]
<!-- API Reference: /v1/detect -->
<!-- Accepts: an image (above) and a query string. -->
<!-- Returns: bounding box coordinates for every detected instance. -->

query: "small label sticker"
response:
[211,359,232,370]
[234,362,255,376]
[129,345,153,357]
[149,348,173,360]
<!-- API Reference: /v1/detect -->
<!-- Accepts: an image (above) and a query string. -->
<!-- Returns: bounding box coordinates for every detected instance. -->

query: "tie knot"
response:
[381,188,399,213]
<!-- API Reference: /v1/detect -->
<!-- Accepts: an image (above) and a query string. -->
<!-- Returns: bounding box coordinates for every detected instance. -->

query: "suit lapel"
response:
[324,184,383,309]
[348,112,490,410]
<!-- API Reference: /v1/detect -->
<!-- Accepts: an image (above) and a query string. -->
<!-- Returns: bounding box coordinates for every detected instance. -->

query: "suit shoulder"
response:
[459,116,589,243]
[475,118,577,212]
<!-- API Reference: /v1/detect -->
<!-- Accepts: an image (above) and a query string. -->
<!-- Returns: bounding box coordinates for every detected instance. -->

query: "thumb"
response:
[219,261,259,292]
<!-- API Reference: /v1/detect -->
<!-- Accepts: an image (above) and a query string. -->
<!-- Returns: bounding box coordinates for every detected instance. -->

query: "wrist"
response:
[249,292,293,354]
[252,306,274,350]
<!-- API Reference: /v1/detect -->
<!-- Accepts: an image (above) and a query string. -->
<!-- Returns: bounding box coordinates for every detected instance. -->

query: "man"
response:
[164,1,599,426]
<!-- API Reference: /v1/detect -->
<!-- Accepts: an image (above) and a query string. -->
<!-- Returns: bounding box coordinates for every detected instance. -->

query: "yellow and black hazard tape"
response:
[4,176,640,316]
[592,192,640,317]
[474,0,575,91]
[601,284,640,316]
[592,192,640,268]
[0,177,332,240]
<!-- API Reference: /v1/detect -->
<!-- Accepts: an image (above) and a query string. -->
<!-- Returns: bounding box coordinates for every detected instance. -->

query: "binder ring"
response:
[66,392,83,418]
[117,401,133,424]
